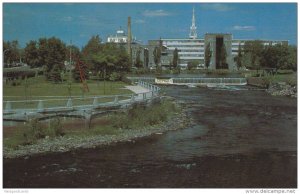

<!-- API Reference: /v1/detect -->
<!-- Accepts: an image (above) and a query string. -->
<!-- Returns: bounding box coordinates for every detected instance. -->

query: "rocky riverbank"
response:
[266,82,297,98]
[3,100,194,159]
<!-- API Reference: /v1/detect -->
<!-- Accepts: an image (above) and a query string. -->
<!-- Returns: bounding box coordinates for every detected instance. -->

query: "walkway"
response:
[125,85,151,94]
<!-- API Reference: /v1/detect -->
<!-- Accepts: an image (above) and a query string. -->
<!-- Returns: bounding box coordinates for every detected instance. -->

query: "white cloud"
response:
[232,25,256,31]
[201,4,234,12]
[142,9,171,17]
[134,19,145,24]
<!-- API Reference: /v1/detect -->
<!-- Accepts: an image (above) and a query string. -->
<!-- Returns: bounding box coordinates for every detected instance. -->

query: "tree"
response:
[45,37,67,79]
[134,49,143,68]
[287,45,297,71]
[187,61,198,70]
[24,40,40,67]
[3,40,20,65]
[220,43,227,69]
[205,43,212,69]
[81,36,130,79]
[234,43,243,70]
[153,39,163,68]
[153,46,161,68]
[144,48,149,67]
[243,40,264,70]
[81,35,102,69]
[260,44,297,71]
[172,48,179,69]
[50,64,62,83]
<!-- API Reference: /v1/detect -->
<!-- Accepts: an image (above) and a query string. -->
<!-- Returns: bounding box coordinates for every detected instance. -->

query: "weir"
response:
[127,77,247,86]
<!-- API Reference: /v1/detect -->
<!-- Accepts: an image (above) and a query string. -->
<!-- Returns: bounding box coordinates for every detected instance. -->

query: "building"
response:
[148,8,288,70]
[107,27,140,44]
[107,26,147,68]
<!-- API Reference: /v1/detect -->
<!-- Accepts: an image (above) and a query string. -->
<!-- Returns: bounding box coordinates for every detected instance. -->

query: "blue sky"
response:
[3,3,298,48]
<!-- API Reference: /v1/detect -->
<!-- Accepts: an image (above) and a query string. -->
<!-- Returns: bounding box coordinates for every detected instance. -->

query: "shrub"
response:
[49,118,64,137]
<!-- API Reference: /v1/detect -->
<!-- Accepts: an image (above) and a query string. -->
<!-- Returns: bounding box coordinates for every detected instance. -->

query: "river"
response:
[3,85,297,188]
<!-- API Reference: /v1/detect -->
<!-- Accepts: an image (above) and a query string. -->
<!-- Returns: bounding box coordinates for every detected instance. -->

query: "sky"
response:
[3,3,298,48]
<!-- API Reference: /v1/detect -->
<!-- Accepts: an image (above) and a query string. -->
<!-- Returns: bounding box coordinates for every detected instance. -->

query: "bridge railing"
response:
[3,82,161,114]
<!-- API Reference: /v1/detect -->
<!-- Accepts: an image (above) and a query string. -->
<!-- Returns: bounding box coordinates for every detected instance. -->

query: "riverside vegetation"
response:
[4,98,192,158]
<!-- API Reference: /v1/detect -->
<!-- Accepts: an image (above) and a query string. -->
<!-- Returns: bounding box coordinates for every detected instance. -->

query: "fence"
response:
[3,81,161,116]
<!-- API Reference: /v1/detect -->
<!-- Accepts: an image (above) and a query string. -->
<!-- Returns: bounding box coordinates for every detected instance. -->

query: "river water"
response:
[3,85,297,188]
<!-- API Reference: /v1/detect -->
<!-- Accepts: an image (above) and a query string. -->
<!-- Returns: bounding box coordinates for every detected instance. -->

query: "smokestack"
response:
[127,17,132,66]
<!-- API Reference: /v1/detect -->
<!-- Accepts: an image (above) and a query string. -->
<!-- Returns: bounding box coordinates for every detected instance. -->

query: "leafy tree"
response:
[260,44,297,71]
[243,40,264,70]
[153,39,162,68]
[234,43,243,70]
[187,61,198,70]
[287,45,297,71]
[153,46,161,68]
[50,64,62,83]
[45,37,66,79]
[24,40,40,67]
[81,36,129,79]
[144,48,149,67]
[220,43,227,68]
[3,40,20,65]
[35,37,66,79]
[205,43,212,69]
[81,35,102,69]
[134,49,143,68]
[172,48,179,69]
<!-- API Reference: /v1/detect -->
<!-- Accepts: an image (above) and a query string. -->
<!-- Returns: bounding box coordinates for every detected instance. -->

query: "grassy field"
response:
[4,76,132,100]
[3,75,133,109]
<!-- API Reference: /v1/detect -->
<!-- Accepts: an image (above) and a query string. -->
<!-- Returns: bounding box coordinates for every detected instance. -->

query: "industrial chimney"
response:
[127,17,132,66]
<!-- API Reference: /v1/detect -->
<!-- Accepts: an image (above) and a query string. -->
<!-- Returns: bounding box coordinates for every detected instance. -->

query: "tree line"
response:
[234,40,297,71]
[3,35,131,82]
[203,40,297,72]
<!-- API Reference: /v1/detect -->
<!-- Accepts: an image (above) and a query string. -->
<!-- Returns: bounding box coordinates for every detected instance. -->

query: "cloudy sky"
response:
[3,3,297,48]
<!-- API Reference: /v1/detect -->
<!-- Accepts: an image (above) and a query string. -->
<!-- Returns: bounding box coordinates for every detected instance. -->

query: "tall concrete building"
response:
[148,8,288,70]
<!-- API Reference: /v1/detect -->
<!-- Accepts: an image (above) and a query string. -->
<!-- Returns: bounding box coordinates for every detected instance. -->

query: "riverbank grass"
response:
[4,98,180,149]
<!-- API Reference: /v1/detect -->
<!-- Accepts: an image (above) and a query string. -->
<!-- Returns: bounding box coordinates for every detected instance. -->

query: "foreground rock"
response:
[266,82,297,98]
[3,103,194,159]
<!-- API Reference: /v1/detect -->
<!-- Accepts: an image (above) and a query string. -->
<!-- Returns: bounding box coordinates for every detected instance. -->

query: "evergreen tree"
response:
[234,43,243,70]
[220,43,227,68]
[134,49,143,68]
[172,48,179,69]
[205,43,212,69]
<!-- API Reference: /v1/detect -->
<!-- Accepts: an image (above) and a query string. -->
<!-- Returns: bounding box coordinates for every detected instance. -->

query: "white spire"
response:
[189,7,197,39]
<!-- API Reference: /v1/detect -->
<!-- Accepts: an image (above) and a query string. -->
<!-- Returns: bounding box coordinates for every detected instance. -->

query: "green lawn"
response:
[4,76,132,99]
[4,76,133,109]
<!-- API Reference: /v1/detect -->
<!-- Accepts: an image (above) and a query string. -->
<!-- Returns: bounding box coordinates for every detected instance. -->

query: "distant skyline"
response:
[3,3,297,48]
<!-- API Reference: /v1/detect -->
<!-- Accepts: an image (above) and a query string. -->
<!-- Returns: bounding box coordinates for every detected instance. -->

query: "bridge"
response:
[3,81,160,128]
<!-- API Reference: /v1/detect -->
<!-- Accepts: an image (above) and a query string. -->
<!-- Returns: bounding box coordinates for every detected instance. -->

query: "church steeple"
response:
[189,7,197,39]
